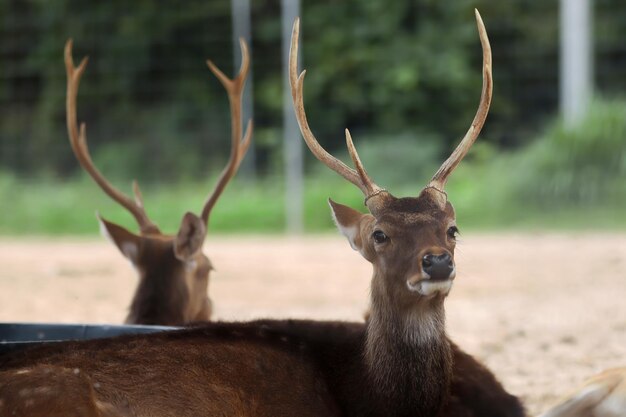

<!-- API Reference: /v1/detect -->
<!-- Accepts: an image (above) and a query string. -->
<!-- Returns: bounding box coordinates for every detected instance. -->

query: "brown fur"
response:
[324,190,523,417]
[0,365,126,417]
[0,191,524,417]
[0,323,339,417]
[0,319,521,417]
[110,226,213,326]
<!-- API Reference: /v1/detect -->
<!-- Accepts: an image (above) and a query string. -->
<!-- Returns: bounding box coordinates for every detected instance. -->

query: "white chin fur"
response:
[407,279,453,297]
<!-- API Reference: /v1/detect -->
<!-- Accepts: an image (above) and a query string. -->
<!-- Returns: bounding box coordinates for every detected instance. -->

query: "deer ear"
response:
[328,199,368,253]
[174,212,206,261]
[98,214,141,264]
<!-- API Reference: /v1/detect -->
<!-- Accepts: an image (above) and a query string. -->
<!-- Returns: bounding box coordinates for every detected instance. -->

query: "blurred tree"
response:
[0,0,235,180]
[0,0,625,180]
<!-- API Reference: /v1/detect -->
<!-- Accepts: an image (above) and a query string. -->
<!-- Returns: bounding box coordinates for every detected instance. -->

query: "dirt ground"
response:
[0,233,624,415]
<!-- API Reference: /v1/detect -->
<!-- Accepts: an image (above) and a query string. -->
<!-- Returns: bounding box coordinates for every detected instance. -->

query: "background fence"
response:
[1,0,625,233]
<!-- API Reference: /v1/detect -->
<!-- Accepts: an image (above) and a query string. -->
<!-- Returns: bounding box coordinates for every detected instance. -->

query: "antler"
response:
[428,9,493,191]
[65,40,160,235]
[200,38,253,225]
[289,19,384,200]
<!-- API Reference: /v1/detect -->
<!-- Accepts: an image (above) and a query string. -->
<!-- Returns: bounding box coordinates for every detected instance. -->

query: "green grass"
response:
[0,172,360,235]
[4,98,626,235]
[1,166,626,236]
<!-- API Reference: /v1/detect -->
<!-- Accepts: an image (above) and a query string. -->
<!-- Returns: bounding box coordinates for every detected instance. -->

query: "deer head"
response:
[64,39,252,325]
[290,10,491,325]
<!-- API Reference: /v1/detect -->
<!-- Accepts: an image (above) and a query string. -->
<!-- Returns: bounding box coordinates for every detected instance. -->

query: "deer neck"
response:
[126,269,189,325]
[363,271,453,417]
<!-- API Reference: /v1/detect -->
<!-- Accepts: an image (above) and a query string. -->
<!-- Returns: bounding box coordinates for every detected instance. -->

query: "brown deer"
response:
[64,38,252,326]
[539,367,626,417]
[0,11,525,417]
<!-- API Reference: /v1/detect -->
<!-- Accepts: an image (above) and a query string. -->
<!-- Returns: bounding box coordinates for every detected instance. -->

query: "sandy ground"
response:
[0,233,624,415]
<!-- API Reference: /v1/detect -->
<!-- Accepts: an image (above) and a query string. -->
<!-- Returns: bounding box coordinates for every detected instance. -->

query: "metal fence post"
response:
[281,0,303,233]
[560,0,594,128]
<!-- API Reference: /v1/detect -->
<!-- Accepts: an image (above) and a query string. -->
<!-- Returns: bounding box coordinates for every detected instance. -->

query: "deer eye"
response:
[447,226,459,239]
[372,230,388,244]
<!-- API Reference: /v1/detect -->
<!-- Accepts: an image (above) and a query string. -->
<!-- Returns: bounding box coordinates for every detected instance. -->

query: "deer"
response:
[63,38,252,326]
[0,10,561,417]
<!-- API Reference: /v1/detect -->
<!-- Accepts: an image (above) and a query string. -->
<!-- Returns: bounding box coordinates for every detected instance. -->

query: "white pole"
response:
[281,0,303,233]
[560,0,593,128]
[232,0,256,177]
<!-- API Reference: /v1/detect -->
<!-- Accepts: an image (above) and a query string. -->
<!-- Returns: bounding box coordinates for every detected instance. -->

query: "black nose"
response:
[422,253,454,280]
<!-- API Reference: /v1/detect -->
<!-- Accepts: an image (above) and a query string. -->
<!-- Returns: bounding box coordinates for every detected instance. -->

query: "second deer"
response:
[64,39,252,326]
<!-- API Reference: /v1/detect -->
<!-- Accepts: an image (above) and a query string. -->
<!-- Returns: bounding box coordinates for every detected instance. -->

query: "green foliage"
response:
[0,171,350,235]
[443,98,626,230]
[5,96,626,237]
[2,2,626,234]
[336,132,443,190]
[294,1,483,152]
[3,0,625,181]
[0,0,234,178]
[513,98,626,206]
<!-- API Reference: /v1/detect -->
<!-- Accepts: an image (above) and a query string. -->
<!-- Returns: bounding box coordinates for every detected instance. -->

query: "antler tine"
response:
[289,18,382,198]
[64,39,160,235]
[201,38,253,225]
[344,129,384,197]
[428,9,493,191]
[236,119,254,168]
[132,180,145,208]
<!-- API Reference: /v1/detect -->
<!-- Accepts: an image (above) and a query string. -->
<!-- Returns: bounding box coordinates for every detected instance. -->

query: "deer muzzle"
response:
[406,251,456,297]
[421,253,455,281]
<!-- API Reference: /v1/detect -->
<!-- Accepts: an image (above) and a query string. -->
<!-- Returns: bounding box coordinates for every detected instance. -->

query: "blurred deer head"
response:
[539,367,626,417]
[65,39,252,325]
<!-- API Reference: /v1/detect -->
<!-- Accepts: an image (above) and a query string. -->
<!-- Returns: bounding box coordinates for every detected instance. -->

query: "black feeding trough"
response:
[0,322,177,355]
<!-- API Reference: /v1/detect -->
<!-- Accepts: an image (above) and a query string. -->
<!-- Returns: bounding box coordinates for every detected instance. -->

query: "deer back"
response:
[0,320,524,417]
